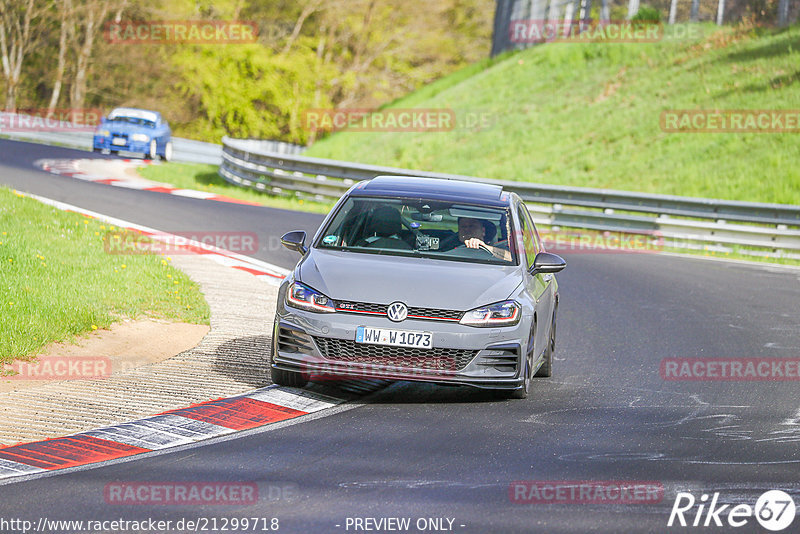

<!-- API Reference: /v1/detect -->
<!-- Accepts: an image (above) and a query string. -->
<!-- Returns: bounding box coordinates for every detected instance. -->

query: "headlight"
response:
[96,129,110,137]
[286,282,335,313]
[459,300,520,327]
[131,133,149,142]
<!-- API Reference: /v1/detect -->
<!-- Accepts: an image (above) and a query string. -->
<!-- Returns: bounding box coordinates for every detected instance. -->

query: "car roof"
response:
[350,175,507,207]
[107,108,161,122]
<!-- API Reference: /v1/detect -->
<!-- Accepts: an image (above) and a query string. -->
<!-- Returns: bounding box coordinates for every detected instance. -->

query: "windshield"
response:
[107,116,156,128]
[316,197,517,265]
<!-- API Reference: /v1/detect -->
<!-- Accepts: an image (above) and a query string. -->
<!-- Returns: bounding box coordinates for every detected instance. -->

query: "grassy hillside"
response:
[306,24,800,204]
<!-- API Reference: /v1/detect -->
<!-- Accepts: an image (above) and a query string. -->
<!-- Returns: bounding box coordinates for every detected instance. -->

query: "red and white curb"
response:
[0,386,342,479]
[35,158,261,206]
[19,191,289,285]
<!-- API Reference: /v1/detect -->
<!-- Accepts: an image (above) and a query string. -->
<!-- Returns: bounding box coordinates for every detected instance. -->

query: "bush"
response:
[631,5,662,23]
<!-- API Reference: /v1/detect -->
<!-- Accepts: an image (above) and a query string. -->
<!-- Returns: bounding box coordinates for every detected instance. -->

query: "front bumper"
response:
[93,135,150,153]
[271,305,529,390]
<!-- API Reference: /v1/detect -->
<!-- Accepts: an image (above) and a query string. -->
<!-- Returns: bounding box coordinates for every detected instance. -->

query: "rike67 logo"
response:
[668,490,795,531]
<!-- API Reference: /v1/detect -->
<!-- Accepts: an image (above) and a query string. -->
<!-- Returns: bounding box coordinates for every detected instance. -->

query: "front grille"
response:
[407,306,462,321]
[335,301,463,322]
[313,337,477,372]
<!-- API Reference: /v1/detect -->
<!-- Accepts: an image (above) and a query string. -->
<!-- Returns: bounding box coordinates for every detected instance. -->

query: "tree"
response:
[627,0,640,18]
[690,0,699,21]
[69,0,113,111]
[0,0,48,110]
[47,0,72,112]
[777,0,789,25]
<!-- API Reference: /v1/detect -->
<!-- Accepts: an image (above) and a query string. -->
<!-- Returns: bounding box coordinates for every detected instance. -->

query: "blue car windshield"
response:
[317,197,518,266]
[108,117,156,128]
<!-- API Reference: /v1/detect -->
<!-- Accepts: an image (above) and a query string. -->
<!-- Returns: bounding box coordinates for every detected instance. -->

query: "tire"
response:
[268,318,308,388]
[535,311,556,378]
[147,140,157,160]
[163,141,173,162]
[271,366,308,388]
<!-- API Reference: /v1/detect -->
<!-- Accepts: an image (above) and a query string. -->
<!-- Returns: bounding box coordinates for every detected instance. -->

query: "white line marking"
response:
[0,458,46,476]
[246,386,342,412]
[81,415,233,450]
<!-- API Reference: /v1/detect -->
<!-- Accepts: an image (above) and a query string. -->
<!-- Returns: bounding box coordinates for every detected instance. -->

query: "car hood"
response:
[97,122,155,136]
[298,249,522,310]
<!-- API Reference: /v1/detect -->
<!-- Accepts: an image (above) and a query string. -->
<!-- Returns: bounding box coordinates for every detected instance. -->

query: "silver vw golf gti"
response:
[270,176,565,398]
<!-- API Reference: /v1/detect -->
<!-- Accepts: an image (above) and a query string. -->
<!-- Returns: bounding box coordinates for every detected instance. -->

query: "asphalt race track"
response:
[1,138,799,533]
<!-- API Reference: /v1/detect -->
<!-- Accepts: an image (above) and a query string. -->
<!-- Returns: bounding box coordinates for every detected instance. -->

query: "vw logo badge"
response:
[387,302,408,322]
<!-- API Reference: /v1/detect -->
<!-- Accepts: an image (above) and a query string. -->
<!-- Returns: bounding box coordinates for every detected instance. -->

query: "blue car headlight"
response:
[459,300,520,327]
[286,282,336,313]
[131,133,149,142]
[96,129,110,137]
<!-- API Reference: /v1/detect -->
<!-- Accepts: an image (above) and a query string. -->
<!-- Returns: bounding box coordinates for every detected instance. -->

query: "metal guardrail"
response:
[220,136,800,259]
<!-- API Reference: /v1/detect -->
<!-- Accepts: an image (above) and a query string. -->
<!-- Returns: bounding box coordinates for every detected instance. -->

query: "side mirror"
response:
[530,251,566,274]
[281,230,308,255]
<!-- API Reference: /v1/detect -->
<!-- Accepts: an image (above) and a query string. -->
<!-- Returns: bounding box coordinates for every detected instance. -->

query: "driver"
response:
[458,217,511,261]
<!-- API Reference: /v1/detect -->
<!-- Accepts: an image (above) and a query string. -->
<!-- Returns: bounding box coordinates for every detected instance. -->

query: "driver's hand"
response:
[464,238,487,250]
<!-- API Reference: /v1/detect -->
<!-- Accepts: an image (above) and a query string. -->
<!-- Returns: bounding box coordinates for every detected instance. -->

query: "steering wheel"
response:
[452,242,494,257]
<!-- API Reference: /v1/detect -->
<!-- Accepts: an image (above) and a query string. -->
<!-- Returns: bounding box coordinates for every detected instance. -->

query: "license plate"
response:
[112,137,126,146]
[356,326,432,349]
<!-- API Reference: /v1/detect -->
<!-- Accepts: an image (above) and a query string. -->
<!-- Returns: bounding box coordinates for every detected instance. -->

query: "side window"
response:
[516,205,538,269]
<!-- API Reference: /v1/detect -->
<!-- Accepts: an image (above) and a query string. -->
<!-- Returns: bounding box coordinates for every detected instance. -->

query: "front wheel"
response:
[147,139,157,160]
[271,367,308,388]
[534,312,556,378]
[163,141,173,162]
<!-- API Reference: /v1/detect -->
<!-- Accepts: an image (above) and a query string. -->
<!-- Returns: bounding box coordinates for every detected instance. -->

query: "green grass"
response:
[0,188,210,365]
[306,23,800,205]
[137,162,335,214]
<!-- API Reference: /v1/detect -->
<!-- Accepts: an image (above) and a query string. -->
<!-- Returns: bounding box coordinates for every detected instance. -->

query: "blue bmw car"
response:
[93,107,172,160]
